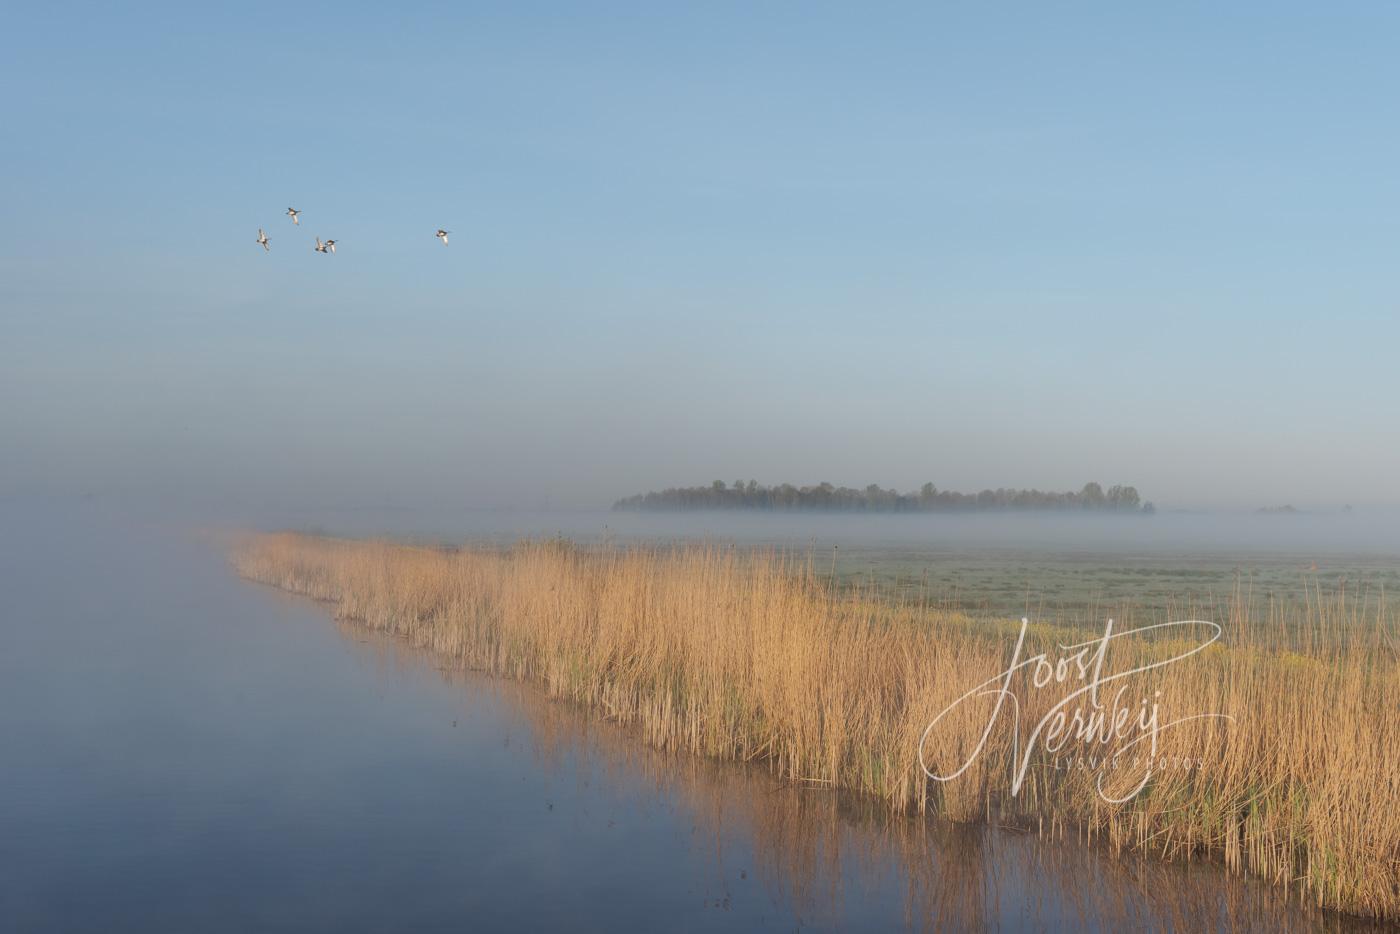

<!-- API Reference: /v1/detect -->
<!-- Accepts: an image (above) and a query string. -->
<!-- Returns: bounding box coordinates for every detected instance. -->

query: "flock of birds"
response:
[255,207,448,254]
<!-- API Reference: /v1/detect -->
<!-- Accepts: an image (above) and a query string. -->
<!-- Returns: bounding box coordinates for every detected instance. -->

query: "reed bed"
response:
[233,532,1400,919]
[446,658,1355,932]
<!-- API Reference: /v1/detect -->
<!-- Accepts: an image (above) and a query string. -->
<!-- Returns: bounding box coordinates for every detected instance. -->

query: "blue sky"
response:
[3,3,1398,509]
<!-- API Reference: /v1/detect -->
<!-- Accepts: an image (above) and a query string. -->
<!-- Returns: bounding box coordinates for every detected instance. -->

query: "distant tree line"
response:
[613,481,1153,514]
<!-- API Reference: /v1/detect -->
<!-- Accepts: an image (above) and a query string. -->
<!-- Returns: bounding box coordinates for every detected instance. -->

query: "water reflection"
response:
[339,620,1381,933]
[3,500,1386,932]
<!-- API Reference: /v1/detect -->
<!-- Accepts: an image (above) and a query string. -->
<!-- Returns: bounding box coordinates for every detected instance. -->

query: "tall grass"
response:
[409,645,1355,932]
[233,532,1400,919]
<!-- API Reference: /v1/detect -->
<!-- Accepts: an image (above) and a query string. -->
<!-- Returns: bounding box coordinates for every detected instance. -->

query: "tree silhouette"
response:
[613,481,1155,513]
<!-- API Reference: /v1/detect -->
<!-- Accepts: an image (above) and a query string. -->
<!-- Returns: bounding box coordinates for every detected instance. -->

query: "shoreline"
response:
[233,531,1400,921]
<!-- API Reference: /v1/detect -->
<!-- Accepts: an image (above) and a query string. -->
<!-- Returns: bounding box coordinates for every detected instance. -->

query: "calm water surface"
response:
[0,501,1387,931]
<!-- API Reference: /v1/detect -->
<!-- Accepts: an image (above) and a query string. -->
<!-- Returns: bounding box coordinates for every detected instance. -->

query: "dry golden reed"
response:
[233,532,1400,919]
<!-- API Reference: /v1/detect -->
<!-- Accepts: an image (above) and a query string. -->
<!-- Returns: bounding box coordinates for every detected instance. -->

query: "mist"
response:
[7,5,1400,517]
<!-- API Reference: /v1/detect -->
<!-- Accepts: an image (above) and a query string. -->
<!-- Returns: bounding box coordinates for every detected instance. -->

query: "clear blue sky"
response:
[3,2,1398,510]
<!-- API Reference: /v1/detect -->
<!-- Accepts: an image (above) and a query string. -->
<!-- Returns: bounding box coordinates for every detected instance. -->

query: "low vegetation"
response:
[234,532,1399,919]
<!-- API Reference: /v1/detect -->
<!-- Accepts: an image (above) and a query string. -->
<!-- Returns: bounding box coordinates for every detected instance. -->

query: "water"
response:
[0,500,1386,931]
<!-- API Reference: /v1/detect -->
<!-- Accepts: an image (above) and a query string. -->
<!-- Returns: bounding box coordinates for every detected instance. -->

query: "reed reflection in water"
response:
[336,619,1378,933]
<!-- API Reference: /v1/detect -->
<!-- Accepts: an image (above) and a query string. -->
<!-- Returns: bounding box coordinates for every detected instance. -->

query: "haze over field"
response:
[9,6,1400,929]
[4,4,1400,514]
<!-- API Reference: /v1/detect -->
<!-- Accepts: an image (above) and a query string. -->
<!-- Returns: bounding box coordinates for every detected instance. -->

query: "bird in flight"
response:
[257,228,270,251]
[314,237,328,253]
[287,207,302,225]
[324,239,337,254]
[436,229,450,246]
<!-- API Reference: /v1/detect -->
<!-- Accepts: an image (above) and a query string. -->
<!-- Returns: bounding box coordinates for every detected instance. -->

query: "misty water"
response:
[2,500,1391,931]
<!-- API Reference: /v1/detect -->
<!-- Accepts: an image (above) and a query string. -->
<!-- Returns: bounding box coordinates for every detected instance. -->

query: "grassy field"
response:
[234,532,1400,920]
[827,545,1400,622]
